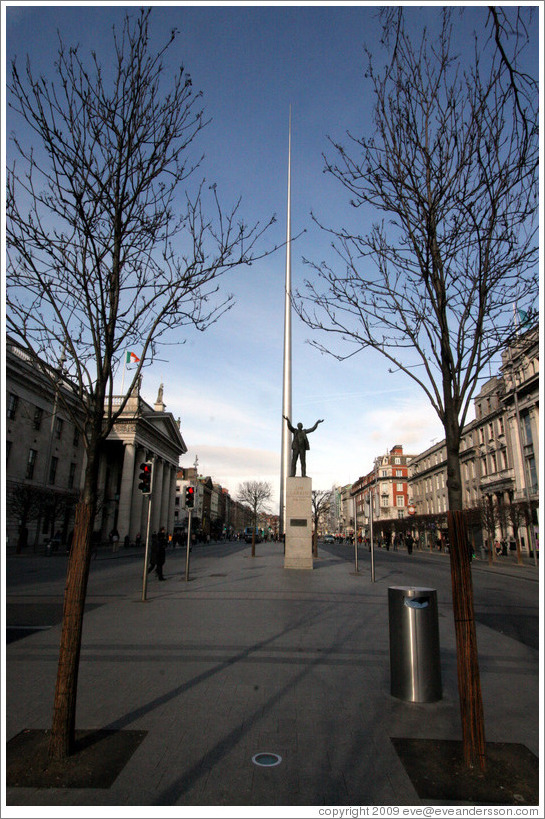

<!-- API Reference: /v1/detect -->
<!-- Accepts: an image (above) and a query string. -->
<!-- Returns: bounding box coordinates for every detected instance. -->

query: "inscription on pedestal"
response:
[284,477,313,570]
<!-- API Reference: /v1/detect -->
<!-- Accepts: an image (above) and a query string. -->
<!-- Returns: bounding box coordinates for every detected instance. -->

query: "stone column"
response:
[150,457,164,535]
[131,447,145,541]
[117,442,136,541]
[160,463,171,531]
[165,465,177,534]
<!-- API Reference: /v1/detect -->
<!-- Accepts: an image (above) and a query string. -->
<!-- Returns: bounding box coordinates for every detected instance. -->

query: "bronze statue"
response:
[283,416,324,477]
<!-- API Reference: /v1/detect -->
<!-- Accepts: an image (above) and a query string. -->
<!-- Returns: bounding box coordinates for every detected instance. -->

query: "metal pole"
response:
[280,105,292,537]
[354,495,359,573]
[185,509,192,581]
[369,487,375,583]
[141,495,152,601]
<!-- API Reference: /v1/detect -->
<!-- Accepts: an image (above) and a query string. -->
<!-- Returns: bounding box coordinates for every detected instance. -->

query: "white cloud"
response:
[183,445,280,503]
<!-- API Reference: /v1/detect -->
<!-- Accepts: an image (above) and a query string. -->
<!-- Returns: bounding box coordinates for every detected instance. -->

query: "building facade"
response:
[6,339,187,551]
[174,468,254,541]
[409,326,539,554]
[352,445,414,543]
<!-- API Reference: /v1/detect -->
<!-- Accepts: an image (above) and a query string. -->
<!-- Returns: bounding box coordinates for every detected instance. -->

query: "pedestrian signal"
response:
[138,461,153,494]
[185,486,195,508]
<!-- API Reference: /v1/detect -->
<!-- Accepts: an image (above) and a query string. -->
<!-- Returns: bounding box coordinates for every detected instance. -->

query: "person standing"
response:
[110,527,120,552]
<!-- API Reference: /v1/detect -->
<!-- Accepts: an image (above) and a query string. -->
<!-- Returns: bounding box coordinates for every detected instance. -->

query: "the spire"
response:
[280,106,293,536]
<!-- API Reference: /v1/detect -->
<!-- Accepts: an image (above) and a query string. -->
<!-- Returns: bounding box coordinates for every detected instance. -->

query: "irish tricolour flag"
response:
[126,351,140,364]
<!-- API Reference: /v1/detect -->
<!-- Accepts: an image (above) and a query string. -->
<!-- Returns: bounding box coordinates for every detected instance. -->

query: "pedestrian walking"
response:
[148,528,166,580]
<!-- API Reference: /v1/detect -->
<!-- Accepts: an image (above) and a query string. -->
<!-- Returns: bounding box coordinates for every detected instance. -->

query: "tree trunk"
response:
[448,510,487,770]
[48,434,101,761]
[49,499,95,760]
[515,535,523,566]
[444,409,486,772]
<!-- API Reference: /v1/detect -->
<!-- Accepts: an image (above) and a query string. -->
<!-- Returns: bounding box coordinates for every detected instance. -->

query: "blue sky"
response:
[4,1,539,511]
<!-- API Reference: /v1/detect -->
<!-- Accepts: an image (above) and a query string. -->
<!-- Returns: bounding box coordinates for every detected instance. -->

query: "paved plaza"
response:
[4,541,541,813]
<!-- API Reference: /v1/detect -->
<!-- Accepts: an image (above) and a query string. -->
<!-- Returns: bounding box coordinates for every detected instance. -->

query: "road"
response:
[317,539,540,650]
[6,539,539,650]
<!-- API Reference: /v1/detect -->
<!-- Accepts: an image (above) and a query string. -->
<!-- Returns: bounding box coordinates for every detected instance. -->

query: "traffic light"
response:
[138,461,153,494]
[185,485,195,508]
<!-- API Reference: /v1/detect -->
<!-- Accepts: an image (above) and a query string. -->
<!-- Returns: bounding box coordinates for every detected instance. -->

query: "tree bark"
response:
[448,509,486,771]
[49,499,94,760]
[444,377,486,771]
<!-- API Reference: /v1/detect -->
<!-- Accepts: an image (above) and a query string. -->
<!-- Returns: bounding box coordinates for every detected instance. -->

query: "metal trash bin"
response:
[388,586,442,702]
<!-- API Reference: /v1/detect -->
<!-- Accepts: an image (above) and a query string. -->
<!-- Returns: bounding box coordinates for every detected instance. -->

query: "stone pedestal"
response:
[284,477,313,570]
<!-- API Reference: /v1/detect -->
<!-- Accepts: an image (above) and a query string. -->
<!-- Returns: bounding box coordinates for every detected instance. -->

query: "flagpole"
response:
[280,106,293,537]
[121,353,127,396]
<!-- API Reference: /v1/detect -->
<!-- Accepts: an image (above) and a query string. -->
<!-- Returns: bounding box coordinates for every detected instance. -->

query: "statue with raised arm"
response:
[283,416,324,478]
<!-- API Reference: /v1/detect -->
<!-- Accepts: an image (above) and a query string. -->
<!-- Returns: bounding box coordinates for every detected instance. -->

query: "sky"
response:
[3,1,541,513]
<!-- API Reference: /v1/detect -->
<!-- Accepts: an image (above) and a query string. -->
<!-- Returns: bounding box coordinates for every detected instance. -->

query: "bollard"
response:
[388,586,442,702]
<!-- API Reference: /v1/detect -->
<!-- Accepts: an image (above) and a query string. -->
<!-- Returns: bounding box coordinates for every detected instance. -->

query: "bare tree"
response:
[7,484,44,552]
[6,9,275,761]
[311,489,331,557]
[479,495,499,565]
[296,8,537,771]
[237,481,273,557]
[506,499,526,566]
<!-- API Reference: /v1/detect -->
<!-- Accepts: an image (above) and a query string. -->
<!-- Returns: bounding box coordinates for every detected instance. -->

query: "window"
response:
[48,456,58,485]
[68,462,77,489]
[73,427,79,447]
[396,469,403,477]
[7,393,18,420]
[54,418,64,439]
[395,457,401,464]
[526,455,538,493]
[26,449,37,479]
[498,416,504,436]
[521,411,534,447]
[396,496,405,507]
[33,407,44,430]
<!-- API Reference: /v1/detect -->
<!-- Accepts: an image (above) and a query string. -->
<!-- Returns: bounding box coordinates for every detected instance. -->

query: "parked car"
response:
[322,535,335,544]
